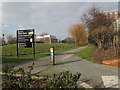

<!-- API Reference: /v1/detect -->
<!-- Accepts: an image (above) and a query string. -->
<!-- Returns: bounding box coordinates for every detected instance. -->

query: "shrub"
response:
[2,64,81,89]
[2,63,36,88]
[46,71,81,88]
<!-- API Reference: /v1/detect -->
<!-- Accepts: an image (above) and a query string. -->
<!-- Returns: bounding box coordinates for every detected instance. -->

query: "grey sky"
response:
[2,2,118,39]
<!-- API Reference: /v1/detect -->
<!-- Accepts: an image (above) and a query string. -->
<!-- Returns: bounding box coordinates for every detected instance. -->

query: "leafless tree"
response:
[62,37,74,43]
[40,32,49,36]
[7,35,17,44]
[81,6,117,49]
[81,6,113,34]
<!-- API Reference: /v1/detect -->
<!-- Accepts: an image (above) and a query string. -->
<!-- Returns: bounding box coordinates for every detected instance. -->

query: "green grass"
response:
[2,43,79,63]
[75,46,97,62]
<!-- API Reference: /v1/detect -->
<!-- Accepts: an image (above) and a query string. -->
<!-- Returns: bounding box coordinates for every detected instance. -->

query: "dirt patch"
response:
[88,47,119,64]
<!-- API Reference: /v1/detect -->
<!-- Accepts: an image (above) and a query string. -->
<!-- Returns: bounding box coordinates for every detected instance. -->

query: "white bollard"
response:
[50,47,55,65]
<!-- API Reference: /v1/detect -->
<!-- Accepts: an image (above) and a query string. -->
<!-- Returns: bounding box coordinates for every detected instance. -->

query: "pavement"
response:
[6,46,120,88]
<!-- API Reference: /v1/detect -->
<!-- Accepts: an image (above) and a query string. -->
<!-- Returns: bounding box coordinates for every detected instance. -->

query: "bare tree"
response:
[81,6,113,34]
[69,24,88,45]
[7,35,16,44]
[40,32,49,36]
[62,37,74,43]
[81,6,117,49]
[91,26,117,49]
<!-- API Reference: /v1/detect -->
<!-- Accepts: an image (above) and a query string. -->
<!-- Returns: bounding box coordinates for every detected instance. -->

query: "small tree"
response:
[69,24,88,45]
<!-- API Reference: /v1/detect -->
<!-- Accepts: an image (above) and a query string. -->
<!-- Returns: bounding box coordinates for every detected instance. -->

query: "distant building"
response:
[104,11,120,46]
[104,11,120,31]
[104,11,120,20]
[36,34,58,43]
[115,18,120,31]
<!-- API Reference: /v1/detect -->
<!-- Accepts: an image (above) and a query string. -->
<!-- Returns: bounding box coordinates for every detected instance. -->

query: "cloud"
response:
[0,3,2,37]
[1,2,118,39]
[1,23,19,37]
[2,0,119,2]
[0,24,8,27]
[3,25,8,27]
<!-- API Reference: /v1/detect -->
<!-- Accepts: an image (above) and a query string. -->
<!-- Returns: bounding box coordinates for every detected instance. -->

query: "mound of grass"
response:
[75,46,97,62]
[2,43,77,56]
[2,43,79,63]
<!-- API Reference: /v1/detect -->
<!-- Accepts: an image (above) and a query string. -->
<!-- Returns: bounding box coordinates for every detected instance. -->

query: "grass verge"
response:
[2,43,79,63]
[75,46,97,62]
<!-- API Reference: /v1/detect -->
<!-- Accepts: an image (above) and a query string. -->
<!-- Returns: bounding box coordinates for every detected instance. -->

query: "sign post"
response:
[50,47,55,65]
[17,29,35,57]
[33,30,35,58]
[17,31,18,57]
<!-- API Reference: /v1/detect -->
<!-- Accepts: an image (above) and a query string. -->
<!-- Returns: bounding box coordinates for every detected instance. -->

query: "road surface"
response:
[14,46,119,88]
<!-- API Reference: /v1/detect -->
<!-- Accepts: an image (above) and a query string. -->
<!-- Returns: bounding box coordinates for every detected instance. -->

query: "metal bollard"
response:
[50,47,55,65]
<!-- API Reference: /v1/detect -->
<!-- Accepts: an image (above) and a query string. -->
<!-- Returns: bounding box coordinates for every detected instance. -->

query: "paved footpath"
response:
[14,46,119,88]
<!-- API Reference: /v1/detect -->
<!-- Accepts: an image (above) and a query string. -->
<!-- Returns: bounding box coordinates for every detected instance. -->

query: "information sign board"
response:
[17,30,34,48]
[17,29,35,57]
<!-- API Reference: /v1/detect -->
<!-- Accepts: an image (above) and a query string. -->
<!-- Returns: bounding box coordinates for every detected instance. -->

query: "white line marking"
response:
[77,80,93,88]
[102,76,120,88]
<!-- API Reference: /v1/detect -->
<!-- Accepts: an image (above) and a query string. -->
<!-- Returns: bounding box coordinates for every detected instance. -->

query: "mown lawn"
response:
[2,43,79,63]
[75,46,97,62]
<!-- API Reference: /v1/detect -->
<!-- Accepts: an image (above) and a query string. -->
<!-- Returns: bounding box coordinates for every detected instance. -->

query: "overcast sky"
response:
[1,2,118,40]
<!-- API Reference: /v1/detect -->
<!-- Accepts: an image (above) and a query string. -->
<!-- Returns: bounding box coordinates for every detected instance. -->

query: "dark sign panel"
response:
[17,29,34,48]
[17,29,35,57]
[18,42,33,48]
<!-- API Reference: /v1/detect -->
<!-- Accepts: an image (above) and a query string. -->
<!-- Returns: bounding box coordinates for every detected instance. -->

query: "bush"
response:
[2,64,81,89]
[46,71,81,88]
[2,63,36,88]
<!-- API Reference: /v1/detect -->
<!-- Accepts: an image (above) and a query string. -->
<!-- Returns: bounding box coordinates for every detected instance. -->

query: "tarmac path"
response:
[14,46,119,88]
